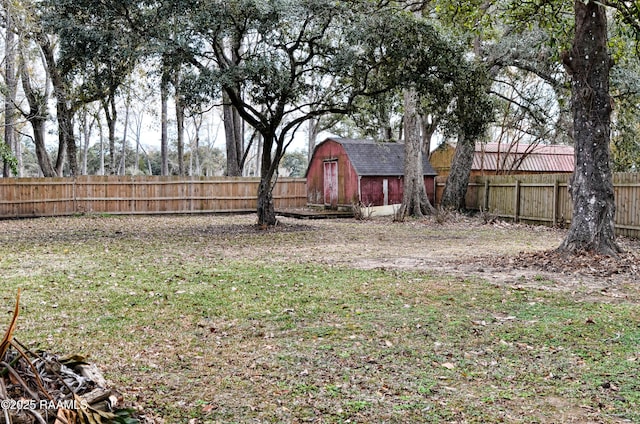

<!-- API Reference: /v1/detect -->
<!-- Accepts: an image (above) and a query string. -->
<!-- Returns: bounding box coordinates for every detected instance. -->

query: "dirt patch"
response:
[5,213,637,302]
[253,215,639,303]
[201,222,316,235]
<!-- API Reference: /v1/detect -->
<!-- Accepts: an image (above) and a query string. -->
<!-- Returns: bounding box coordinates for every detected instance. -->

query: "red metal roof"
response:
[473,143,574,173]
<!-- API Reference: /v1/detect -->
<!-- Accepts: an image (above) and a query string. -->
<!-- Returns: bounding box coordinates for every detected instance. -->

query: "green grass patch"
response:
[0,216,637,423]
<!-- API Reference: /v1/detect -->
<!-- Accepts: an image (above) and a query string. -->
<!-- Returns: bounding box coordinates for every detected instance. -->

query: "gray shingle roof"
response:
[327,138,437,176]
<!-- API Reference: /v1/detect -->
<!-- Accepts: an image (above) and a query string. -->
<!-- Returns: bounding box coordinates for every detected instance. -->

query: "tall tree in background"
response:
[395,6,493,219]
[10,0,64,177]
[3,0,18,177]
[37,0,141,175]
[18,43,55,176]
[558,1,620,255]
[439,66,493,210]
[223,92,244,176]
[174,72,186,176]
[160,67,170,176]
[221,33,244,177]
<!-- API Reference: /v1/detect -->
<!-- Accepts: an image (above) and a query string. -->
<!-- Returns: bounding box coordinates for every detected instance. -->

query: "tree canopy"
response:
[141,0,492,224]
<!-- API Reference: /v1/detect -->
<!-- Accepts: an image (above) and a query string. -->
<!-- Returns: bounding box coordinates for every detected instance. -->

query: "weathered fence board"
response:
[0,176,307,218]
[437,173,640,238]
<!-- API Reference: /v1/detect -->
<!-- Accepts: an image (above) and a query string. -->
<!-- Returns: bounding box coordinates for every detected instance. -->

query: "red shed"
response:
[306,138,438,210]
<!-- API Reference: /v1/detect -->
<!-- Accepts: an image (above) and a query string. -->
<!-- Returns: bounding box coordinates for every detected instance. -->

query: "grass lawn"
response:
[1,214,638,423]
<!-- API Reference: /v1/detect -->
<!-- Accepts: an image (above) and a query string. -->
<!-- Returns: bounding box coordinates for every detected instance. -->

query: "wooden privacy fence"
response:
[0,176,307,218]
[436,173,640,239]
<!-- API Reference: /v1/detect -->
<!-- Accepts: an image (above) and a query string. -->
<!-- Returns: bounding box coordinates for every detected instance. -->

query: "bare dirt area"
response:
[5,212,639,301]
[265,214,640,304]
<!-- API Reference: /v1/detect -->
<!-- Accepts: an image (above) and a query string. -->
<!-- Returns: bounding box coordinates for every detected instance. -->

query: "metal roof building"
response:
[430,142,575,176]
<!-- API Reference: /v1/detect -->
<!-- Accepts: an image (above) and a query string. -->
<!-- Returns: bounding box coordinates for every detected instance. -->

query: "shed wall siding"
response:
[361,176,436,206]
[307,138,437,208]
[361,177,403,206]
[307,140,359,207]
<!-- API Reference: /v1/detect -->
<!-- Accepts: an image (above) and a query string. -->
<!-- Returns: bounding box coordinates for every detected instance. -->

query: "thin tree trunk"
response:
[160,78,169,175]
[4,3,17,177]
[558,1,620,255]
[421,114,437,156]
[398,89,434,219]
[175,84,185,176]
[98,117,105,175]
[192,115,202,176]
[308,118,320,163]
[80,109,92,175]
[135,138,140,174]
[119,100,130,175]
[255,132,263,177]
[102,97,117,175]
[133,109,143,174]
[63,109,79,176]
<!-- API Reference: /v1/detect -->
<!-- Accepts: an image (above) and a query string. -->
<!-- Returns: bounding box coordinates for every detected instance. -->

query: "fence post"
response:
[72,177,77,215]
[483,179,489,211]
[552,179,559,226]
[514,179,520,222]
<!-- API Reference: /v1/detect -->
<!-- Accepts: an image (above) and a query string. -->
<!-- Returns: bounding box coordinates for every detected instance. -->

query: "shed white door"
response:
[383,179,389,206]
[323,161,338,208]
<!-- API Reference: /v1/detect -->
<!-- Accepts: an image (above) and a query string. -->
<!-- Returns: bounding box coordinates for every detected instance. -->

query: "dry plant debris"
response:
[507,248,640,278]
[0,291,138,424]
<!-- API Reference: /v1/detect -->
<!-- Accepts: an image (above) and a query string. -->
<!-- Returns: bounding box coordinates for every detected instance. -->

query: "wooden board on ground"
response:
[276,208,354,219]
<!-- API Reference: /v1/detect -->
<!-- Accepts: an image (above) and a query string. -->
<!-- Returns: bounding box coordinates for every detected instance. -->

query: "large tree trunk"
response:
[558,1,620,255]
[440,136,475,210]
[256,135,278,226]
[62,107,79,176]
[398,89,434,219]
[52,99,78,176]
[30,115,53,176]
[223,92,244,176]
[257,176,276,227]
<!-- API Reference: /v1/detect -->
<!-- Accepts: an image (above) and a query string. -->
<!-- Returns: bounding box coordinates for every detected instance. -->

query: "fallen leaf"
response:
[202,404,216,413]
